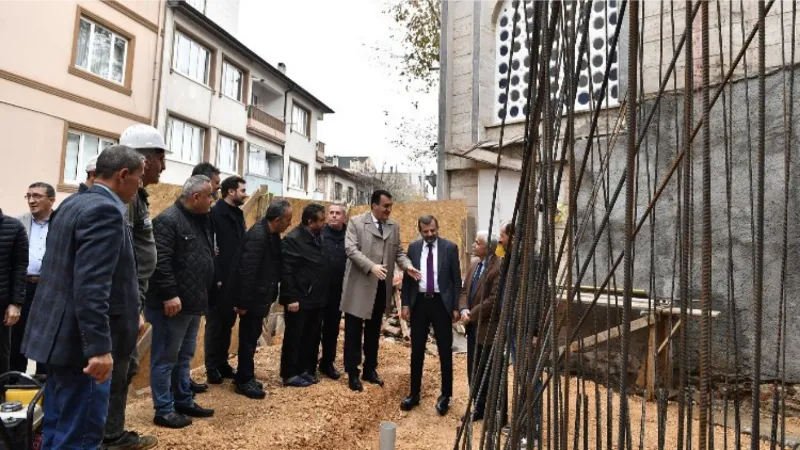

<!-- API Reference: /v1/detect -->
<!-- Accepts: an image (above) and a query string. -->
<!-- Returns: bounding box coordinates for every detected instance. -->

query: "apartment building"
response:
[0,0,164,215]
[155,0,333,198]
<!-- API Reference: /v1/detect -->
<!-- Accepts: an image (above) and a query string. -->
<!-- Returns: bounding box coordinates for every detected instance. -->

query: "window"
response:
[74,16,129,85]
[334,182,343,201]
[186,0,206,13]
[222,61,243,101]
[291,104,310,136]
[217,135,240,173]
[288,160,308,190]
[64,129,116,184]
[246,143,282,179]
[166,117,205,165]
[347,187,354,203]
[173,31,210,85]
[494,0,619,122]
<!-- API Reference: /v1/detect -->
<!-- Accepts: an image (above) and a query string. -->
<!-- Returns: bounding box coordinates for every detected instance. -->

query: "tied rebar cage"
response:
[454,1,798,449]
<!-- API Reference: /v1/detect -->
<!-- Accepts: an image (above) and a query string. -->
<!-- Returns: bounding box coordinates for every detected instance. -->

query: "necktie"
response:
[469,261,483,306]
[314,234,322,247]
[377,221,384,236]
[426,242,434,294]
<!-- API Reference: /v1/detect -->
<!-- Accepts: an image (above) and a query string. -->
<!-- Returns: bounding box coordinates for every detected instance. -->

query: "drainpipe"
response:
[282,83,294,195]
[150,0,168,127]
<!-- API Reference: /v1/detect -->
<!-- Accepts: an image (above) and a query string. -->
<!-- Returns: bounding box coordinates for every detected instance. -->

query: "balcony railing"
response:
[248,105,285,133]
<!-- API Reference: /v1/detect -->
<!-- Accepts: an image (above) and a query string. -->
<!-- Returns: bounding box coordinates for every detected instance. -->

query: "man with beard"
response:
[317,203,347,380]
[399,215,461,415]
[340,190,420,392]
[205,176,247,385]
[231,200,292,399]
[280,203,328,387]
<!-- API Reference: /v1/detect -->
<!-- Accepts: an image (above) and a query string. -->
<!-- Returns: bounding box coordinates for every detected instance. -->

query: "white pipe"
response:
[379,421,396,450]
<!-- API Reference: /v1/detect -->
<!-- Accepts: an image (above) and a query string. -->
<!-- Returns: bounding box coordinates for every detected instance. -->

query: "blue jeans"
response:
[145,308,200,416]
[42,365,111,449]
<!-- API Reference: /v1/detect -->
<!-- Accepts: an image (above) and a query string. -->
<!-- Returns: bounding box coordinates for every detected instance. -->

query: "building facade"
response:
[0,0,164,215]
[156,0,333,198]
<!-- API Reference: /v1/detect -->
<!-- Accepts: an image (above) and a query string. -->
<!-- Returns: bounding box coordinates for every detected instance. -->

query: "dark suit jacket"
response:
[401,238,461,313]
[281,225,329,310]
[22,185,139,367]
[458,255,501,344]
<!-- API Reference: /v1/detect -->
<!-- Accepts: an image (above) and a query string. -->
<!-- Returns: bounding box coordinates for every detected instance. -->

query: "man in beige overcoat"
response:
[340,189,420,392]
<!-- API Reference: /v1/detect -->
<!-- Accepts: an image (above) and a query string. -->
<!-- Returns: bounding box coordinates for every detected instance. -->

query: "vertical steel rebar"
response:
[699,1,712,449]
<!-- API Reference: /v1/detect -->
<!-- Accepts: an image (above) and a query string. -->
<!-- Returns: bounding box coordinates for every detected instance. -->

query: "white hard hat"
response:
[86,154,99,172]
[120,124,168,152]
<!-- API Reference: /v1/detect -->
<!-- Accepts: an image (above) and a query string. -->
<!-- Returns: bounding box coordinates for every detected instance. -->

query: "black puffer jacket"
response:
[0,210,28,309]
[229,218,282,317]
[322,224,346,294]
[146,201,214,315]
[281,225,328,310]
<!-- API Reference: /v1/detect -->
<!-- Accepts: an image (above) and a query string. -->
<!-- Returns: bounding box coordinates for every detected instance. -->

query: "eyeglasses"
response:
[24,194,47,201]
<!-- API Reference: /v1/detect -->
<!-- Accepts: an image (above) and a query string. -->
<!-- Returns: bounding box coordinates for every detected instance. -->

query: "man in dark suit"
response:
[21,145,144,449]
[400,215,461,415]
[205,176,248,385]
[0,209,27,376]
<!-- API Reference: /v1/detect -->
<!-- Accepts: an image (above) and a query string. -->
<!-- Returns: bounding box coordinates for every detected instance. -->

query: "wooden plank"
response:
[657,319,682,354]
[567,313,655,353]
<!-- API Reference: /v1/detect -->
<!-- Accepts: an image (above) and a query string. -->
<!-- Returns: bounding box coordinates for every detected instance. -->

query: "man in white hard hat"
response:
[102,124,166,450]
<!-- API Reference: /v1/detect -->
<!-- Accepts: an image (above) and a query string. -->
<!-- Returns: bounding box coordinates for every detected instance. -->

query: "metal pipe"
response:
[379,421,396,450]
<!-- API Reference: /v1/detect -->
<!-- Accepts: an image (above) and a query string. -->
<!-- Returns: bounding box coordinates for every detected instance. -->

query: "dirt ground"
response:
[125,336,800,450]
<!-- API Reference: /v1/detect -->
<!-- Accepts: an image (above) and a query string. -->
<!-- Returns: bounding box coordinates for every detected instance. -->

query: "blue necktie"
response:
[469,261,483,306]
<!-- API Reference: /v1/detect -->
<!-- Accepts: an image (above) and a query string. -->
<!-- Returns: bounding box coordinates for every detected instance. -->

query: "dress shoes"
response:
[348,374,364,392]
[283,375,312,387]
[189,379,208,394]
[319,364,341,380]
[435,395,451,416]
[361,370,384,387]
[400,395,420,412]
[175,401,214,418]
[301,372,319,385]
[235,380,267,399]
[207,365,236,384]
[153,412,192,429]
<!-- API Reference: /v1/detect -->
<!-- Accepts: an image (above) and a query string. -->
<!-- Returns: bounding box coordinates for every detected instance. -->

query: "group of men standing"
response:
[0,117,522,448]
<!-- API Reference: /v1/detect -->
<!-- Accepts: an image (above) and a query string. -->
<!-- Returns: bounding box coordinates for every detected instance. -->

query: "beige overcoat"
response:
[340,212,412,320]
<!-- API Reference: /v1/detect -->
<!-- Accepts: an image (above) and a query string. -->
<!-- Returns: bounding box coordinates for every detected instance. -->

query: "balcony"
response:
[316,141,325,163]
[247,105,286,144]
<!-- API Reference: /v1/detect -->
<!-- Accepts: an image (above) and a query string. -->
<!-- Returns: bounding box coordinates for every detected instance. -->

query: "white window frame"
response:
[166,117,205,165]
[186,0,206,13]
[222,61,243,102]
[74,16,129,85]
[63,129,116,185]
[288,159,308,190]
[172,31,210,86]
[334,182,343,201]
[347,186,354,203]
[291,104,310,137]
[216,135,240,174]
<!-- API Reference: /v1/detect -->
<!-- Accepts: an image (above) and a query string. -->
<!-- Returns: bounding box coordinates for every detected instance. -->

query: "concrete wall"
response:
[573,71,800,381]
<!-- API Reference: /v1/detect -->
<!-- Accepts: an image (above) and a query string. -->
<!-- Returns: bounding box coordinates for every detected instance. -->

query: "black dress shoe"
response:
[400,395,420,411]
[219,365,236,379]
[301,372,319,384]
[206,368,224,385]
[175,401,215,418]
[348,374,364,392]
[235,380,267,399]
[435,395,451,416]
[189,379,208,393]
[154,412,192,429]
[319,364,341,380]
[283,375,312,387]
[361,370,384,387]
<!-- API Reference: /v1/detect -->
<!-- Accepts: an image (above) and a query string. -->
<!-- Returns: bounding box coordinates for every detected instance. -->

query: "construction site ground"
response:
[124,335,800,450]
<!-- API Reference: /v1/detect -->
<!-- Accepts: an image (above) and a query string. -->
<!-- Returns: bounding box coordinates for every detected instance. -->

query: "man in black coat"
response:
[280,203,329,388]
[317,203,347,380]
[400,215,462,416]
[205,176,248,385]
[230,200,292,399]
[22,146,143,448]
[145,175,215,429]
[0,209,27,375]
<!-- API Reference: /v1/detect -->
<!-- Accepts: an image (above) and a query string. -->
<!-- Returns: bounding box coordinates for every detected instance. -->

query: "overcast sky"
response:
[237,0,438,174]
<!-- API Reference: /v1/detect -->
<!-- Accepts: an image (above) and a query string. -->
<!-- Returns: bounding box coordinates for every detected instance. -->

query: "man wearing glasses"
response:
[11,182,55,375]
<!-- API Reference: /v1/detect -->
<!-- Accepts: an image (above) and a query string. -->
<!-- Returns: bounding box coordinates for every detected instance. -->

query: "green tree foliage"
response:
[384,0,441,93]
